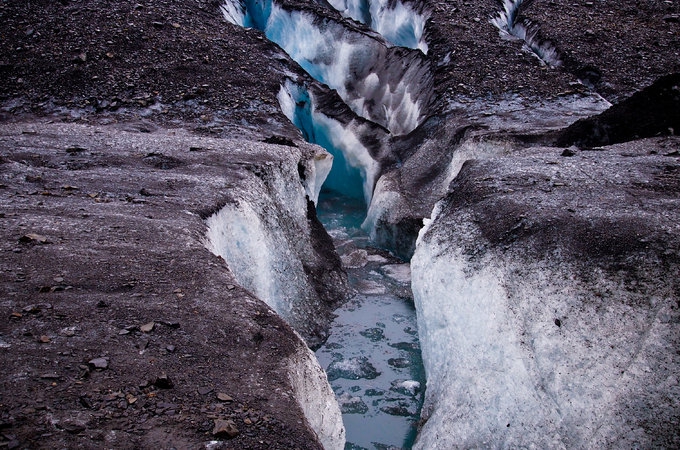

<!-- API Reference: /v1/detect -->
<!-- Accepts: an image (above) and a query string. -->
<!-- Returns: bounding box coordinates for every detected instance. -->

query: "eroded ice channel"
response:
[219,0,432,446]
[221,0,433,135]
[315,191,425,450]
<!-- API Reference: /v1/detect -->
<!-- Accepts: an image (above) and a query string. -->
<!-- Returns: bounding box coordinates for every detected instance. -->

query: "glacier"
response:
[410,140,680,448]
[326,0,430,53]
[204,139,348,349]
[221,0,433,135]
[277,79,379,204]
[491,0,561,67]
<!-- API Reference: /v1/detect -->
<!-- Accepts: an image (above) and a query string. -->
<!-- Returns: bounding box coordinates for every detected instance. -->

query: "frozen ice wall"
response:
[327,0,430,53]
[411,185,680,448]
[288,339,346,450]
[221,0,433,136]
[205,140,341,348]
[278,80,379,205]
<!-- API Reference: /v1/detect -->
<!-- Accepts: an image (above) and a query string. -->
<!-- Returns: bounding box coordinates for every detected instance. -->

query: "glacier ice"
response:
[410,148,680,447]
[204,140,344,348]
[221,0,433,135]
[327,0,430,53]
[326,356,381,381]
[288,339,346,450]
[278,80,380,205]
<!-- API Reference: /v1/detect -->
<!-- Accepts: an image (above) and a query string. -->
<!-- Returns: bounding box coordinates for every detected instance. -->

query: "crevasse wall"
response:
[288,335,346,450]
[410,179,680,448]
[326,0,430,53]
[221,0,433,136]
[205,142,335,346]
[278,80,379,205]
[204,141,346,448]
[490,0,561,66]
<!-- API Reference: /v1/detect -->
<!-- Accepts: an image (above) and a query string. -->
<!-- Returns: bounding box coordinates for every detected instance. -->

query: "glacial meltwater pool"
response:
[315,190,425,450]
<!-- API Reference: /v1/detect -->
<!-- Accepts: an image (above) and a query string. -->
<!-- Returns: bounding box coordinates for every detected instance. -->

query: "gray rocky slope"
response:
[1,0,679,448]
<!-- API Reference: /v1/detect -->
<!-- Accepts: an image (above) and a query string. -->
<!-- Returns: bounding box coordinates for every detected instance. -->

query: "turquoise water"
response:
[316,190,425,450]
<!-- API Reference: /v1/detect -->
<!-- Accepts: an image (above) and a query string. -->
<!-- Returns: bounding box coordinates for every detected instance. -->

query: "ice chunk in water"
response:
[337,392,369,414]
[327,357,381,381]
[390,379,421,396]
[381,263,411,284]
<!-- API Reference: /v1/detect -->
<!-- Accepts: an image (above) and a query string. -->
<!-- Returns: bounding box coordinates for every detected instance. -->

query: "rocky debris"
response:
[216,393,234,402]
[18,233,49,244]
[88,357,109,370]
[140,321,155,333]
[0,0,305,139]
[212,419,239,438]
[0,122,332,449]
[153,374,174,389]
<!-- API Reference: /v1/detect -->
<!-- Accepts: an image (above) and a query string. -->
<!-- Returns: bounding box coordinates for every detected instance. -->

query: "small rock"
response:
[165,345,176,352]
[39,335,50,343]
[40,373,59,380]
[59,327,76,337]
[63,421,86,434]
[216,393,233,402]
[22,304,40,313]
[140,322,155,333]
[160,320,180,328]
[561,148,576,157]
[88,357,109,370]
[96,300,109,308]
[153,374,173,389]
[19,233,50,244]
[66,145,87,154]
[212,419,239,438]
[197,387,213,395]
[137,338,149,350]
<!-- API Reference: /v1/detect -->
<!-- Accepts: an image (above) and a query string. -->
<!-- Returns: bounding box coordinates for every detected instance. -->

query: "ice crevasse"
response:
[221,0,433,136]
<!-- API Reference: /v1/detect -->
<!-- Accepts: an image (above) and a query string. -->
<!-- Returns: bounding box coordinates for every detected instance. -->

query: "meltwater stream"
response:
[220,0,432,446]
[315,190,425,449]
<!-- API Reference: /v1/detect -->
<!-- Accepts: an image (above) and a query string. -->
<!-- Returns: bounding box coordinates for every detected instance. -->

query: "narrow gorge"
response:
[0,0,678,449]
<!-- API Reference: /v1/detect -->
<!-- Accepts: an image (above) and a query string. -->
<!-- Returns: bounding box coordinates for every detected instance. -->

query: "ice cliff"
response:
[411,138,680,448]
[205,140,347,349]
